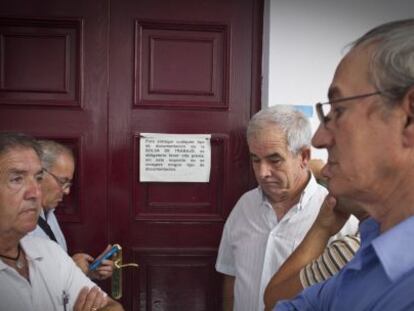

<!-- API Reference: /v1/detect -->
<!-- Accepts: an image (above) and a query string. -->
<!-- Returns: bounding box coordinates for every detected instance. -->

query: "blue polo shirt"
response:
[275,216,414,310]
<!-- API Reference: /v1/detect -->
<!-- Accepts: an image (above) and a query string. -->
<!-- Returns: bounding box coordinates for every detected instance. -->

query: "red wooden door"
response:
[0,0,263,309]
[0,0,110,266]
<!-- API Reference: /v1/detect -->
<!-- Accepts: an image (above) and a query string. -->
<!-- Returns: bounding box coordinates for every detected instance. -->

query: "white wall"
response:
[262,0,414,160]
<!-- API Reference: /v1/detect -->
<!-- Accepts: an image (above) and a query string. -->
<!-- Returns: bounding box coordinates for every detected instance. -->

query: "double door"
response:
[0,0,263,309]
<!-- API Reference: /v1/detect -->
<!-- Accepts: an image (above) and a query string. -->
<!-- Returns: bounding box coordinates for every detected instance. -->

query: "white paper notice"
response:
[140,133,211,182]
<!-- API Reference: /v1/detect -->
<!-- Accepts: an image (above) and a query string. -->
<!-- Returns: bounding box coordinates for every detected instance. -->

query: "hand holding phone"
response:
[89,244,121,271]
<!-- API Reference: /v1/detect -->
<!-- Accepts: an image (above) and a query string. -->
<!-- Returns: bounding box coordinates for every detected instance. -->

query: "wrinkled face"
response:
[312,43,405,202]
[0,147,43,237]
[41,153,74,211]
[248,124,309,204]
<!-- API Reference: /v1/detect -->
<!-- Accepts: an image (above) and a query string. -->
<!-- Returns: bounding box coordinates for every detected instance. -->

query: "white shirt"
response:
[0,236,98,311]
[215,174,358,311]
[28,208,68,253]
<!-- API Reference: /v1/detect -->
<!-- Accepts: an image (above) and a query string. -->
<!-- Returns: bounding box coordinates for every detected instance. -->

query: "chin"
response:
[19,222,38,236]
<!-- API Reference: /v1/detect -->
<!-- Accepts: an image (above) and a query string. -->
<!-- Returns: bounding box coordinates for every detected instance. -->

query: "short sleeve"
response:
[215,219,236,276]
[300,235,360,287]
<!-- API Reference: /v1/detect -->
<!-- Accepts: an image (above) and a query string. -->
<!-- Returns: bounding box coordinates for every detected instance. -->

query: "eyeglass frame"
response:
[315,91,382,125]
[43,168,73,191]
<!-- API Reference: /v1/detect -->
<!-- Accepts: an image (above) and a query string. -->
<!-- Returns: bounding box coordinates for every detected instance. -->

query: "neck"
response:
[271,170,310,220]
[377,190,414,233]
[0,238,28,277]
[0,236,20,258]
[366,172,414,232]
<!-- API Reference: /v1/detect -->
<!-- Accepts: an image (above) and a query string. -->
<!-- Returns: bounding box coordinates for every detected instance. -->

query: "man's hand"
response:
[74,286,107,311]
[72,245,115,280]
[88,245,115,280]
[313,195,350,238]
[72,253,94,275]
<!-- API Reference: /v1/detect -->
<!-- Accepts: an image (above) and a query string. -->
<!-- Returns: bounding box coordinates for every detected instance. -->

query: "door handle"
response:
[114,262,139,269]
[111,244,139,300]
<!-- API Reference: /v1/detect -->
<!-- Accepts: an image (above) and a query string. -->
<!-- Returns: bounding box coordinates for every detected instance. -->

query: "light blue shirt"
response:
[275,216,414,311]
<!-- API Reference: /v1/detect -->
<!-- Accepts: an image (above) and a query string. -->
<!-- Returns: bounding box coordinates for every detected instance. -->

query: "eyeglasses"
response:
[316,91,382,125]
[43,168,72,191]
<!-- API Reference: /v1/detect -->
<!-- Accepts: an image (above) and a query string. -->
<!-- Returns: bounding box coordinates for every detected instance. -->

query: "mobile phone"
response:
[89,244,121,271]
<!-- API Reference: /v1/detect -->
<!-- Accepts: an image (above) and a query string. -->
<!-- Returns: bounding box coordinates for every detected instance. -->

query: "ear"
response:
[299,147,311,168]
[401,86,414,147]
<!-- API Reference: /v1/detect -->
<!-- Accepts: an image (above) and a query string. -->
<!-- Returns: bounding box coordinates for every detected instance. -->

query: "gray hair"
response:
[246,105,311,155]
[0,132,42,159]
[38,140,74,170]
[351,19,414,103]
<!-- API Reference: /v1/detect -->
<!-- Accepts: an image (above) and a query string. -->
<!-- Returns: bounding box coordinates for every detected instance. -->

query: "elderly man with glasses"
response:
[275,19,414,311]
[29,140,114,281]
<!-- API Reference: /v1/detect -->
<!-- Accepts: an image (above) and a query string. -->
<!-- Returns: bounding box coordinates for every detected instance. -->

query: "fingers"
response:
[74,286,107,311]
[90,259,114,280]
[325,194,336,206]
[315,194,351,236]
[74,287,88,310]
[318,195,337,218]
[72,253,94,274]
[99,259,114,269]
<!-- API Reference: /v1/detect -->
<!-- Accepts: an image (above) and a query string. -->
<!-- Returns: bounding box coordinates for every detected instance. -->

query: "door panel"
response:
[0,0,263,309]
[109,1,262,309]
[0,1,110,258]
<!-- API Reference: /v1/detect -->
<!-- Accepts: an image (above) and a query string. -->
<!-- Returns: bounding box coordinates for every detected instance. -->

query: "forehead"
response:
[0,147,41,172]
[53,152,74,167]
[248,124,288,153]
[330,43,376,96]
[51,152,75,176]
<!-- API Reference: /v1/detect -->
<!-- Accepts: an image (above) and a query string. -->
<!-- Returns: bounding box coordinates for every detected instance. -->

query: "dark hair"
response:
[0,132,42,158]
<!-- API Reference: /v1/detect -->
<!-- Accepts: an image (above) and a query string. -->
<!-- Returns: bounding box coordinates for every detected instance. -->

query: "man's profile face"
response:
[312,43,404,202]
[41,152,74,211]
[248,124,309,203]
[0,147,43,237]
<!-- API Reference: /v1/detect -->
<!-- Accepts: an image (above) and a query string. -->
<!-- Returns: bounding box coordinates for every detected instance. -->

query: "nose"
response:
[63,186,71,196]
[257,162,272,179]
[24,177,42,200]
[311,123,333,149]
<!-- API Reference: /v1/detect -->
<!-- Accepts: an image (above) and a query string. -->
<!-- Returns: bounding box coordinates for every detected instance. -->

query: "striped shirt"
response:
[300,234,361,287]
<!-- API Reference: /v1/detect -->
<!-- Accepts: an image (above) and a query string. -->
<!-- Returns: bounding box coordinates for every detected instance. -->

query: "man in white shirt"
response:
[0,132,123,310]
[29,139,113,280]
[215,106,358,311]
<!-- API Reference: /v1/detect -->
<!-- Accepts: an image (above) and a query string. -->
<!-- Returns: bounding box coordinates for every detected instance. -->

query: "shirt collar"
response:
[359,217,380,247]
[372,216,414,281]
[20,236,44,261]
[40,208,56,221]
[0,236,43,271]
[300,172,318,210]
[340,217,378,272]
[259,172,316,212]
